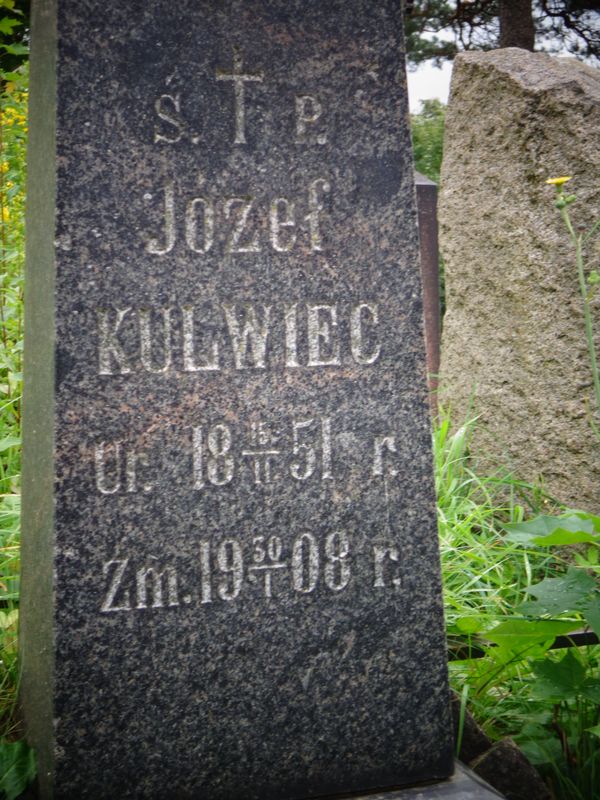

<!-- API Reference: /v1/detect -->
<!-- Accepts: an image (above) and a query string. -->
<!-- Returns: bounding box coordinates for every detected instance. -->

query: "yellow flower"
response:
[546,176,572,186]
[1,207,9,223]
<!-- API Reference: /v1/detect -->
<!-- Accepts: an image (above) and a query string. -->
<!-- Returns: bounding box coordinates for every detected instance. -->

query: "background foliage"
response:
[410,98,446,185]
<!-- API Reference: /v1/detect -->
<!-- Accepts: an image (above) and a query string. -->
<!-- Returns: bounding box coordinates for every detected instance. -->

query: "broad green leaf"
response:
[531,529,598,546]
[0,42,28,55]
[584,594,600,637]
[518,735,563,767]
[503,514,598,546]
[587,724,600,738]
[582,679,600,705]
[0,740,36,800]
[569,510,600,532]
[532,651,585,701]
[455,616,486,634]
[0,16,20,34]
[519,568,597,617]
[484,618,576,651]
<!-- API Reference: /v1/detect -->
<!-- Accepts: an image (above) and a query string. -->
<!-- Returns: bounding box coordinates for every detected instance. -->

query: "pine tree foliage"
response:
[405,0,599,67]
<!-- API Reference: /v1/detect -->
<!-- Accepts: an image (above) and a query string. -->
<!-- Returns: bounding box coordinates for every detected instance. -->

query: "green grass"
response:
[437,413,556,626]
[0,62,32,800]
[436,412,600,799]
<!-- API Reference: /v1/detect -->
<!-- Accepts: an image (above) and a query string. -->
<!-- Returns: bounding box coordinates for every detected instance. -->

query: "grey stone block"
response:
[21,1,452,798]
[439,48,600,510]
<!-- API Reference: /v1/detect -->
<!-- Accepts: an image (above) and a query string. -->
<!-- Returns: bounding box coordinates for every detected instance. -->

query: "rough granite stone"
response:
[21,1,453,798]
[438,49,600,511]
[471,740,551,800]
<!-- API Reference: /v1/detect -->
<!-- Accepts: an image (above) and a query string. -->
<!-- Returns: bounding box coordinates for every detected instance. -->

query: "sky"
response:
[406,59,453,112]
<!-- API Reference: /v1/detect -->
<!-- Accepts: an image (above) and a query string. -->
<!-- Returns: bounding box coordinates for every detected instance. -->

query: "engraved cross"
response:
[216,47,264,145]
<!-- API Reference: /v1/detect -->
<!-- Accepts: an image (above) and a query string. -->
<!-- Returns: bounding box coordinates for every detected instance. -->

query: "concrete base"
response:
[335,763,505,798]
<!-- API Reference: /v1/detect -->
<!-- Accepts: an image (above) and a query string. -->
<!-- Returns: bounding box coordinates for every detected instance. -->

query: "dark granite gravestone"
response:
[21,1,454,798]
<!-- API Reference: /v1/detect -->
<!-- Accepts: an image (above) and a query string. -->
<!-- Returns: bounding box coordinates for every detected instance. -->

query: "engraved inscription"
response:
[192,417,332,488]
[295,95,327,145]
[145,183,176,255]
[216,47,264,145]
[154,94,185,144]
[95,442,153,495]
[91,418,407,497]
[143,180,330,255]
[224,197,261,253]
[97,303,382,376]
[99,533,403,614]
[199,531,351,602]
[151,65,329,147]
[101,558,179,613]
[372,435,398,477]
[372,545,401,589]
[92,27,413,632]
[152,72,201,145]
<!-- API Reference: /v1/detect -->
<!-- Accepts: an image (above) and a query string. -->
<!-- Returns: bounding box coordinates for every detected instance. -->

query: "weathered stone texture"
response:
[439,49,600,510]
[21,1,453,798]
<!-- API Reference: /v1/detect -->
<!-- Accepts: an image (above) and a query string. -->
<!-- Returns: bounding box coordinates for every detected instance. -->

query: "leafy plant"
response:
[0,740,34,800]
[0,16,29,798]
[410,99,445,185]
[482,513,600,798]
[436,409,600,798]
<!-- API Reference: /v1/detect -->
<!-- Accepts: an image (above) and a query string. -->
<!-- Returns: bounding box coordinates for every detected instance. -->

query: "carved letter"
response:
[284,304,300,367]
[223,304,271,369]
[185,197,214,253]
[101,559,131,613]
[125,451,152,494]
[136,560,179,609]
[95,442,121,494]
[139,308,173,374]
[295,95,327,145]
[372,436,398,477]
[98,308,132,375]
[146,182,176,255]
[373,545,401,589]
[154,94,184,144]
[307,304,341,366]
[351,303,381,365]
[306,178,330,252]
[182,306,220,372]
[225,197,260,253]
[269,198,296,252]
